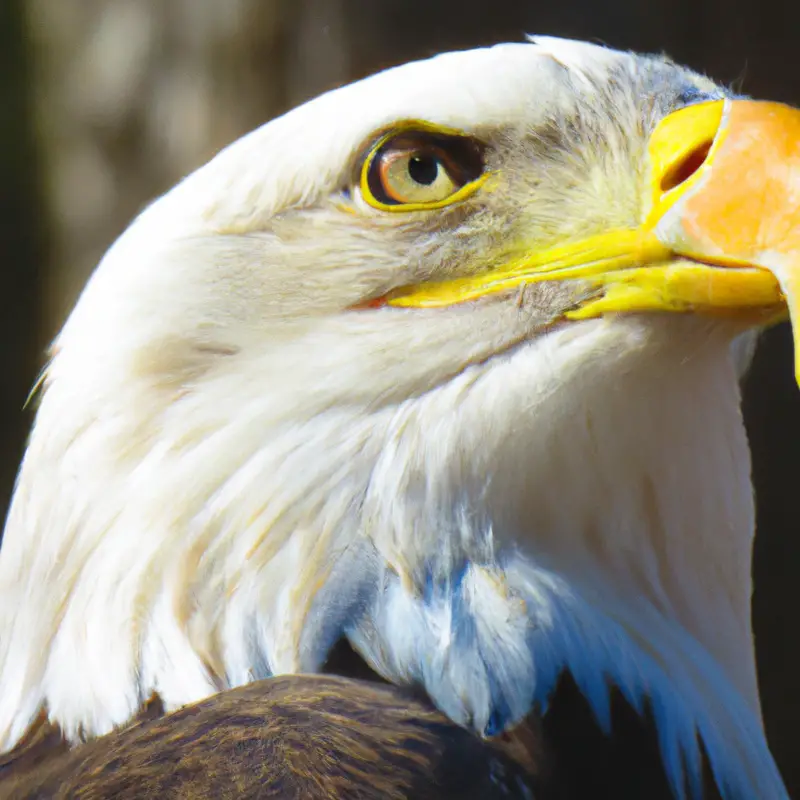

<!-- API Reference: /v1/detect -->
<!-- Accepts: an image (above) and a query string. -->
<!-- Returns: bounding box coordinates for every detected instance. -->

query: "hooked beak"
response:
[387,98,800,382]
[650,99,800,380]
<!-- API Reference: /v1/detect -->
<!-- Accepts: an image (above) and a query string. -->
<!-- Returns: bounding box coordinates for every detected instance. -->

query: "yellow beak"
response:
[386,99,800,381]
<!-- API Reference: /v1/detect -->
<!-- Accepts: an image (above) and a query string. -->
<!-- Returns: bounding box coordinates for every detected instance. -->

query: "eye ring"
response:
[359,125,487,212]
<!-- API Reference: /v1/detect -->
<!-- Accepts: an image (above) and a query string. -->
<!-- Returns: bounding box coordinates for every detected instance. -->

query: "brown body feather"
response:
[0,674,543,799]
[0,635,726,799]
[0,661,726,799]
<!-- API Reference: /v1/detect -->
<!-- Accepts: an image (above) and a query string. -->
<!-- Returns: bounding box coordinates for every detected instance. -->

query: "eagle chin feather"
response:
[0,36,788,799]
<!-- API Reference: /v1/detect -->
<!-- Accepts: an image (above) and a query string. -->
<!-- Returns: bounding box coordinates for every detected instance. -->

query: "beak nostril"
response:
[660,140,713,193]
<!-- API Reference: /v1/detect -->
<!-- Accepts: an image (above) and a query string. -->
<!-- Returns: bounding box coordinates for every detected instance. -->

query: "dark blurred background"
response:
[1,0,797,793]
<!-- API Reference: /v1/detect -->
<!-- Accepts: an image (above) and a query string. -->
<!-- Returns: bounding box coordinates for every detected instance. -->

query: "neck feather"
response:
[0,315,785,799]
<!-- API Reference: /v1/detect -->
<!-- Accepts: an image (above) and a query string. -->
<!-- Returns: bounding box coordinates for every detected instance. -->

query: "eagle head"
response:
[1,36,797,799]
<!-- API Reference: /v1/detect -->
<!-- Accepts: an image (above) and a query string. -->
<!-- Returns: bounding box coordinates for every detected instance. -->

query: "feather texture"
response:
[0,36,786,798]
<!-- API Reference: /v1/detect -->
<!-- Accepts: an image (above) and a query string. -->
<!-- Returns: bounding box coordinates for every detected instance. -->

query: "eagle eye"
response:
[360,128,486,211]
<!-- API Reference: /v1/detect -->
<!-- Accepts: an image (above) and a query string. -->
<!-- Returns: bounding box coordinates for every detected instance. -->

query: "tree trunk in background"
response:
[4,0,798,793]
[0,1,46,523]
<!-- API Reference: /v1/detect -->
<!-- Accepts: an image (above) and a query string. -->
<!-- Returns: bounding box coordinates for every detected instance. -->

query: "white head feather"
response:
[0,37,787,799]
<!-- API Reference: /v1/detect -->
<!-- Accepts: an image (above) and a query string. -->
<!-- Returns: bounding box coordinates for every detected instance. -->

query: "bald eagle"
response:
[0,36,796,798]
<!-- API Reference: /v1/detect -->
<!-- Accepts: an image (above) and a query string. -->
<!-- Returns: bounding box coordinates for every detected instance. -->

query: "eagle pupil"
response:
[408,155,439,185]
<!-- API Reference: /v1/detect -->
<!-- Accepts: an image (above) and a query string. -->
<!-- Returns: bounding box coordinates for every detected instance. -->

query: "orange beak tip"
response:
[656,100,800,388]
